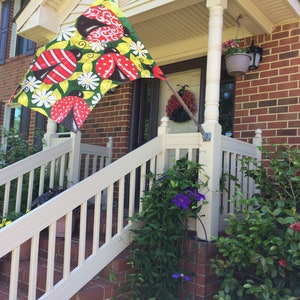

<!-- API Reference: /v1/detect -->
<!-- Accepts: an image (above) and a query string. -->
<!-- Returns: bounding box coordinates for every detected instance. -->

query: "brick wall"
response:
[180,239,219,300]
[0,54,38,144]
[234,21,300,147]
[80,83,133,161]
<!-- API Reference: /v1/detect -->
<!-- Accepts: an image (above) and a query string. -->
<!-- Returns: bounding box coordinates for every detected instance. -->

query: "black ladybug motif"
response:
[95,48,138,82]
[50,90,90,132]
[77,5,129,43]
[31,49,82,84]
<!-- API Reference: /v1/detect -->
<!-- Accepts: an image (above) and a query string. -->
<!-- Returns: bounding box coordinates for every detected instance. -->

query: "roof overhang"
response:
[15,0,300,65]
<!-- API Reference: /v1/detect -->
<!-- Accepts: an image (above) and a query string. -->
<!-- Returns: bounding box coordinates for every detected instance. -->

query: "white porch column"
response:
[197,0,227,241]
[204,0,227,124]
[43,118,58,148]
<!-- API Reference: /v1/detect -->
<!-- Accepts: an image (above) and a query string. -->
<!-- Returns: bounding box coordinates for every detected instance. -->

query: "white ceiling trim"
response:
[234,0,275,33]
[288,0,300,15]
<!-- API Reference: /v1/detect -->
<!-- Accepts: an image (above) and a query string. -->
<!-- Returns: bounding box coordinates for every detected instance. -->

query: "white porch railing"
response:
[0,118,262,299]
[80,137,113,180]
[218,129,262,231]
[0,133,113,217]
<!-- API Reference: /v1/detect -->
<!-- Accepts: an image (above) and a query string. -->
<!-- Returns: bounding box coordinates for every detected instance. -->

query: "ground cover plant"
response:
[212,145,300,300]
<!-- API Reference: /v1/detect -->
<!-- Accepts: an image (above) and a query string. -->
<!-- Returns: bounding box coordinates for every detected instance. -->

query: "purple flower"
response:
[172,194,190,210]
[186,188,206,202]
[172,273,191,282]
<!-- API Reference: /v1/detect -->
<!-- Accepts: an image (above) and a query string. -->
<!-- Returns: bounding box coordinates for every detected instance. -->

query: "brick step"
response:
[0,256,63,298]
[71,246,133,299]
[0,280,28,300]
[70,276,120,300]
[0,208,133,299]
[0,237,133,299]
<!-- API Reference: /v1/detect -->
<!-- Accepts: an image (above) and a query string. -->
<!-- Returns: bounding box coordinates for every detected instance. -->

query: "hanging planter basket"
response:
[225,53,251,76]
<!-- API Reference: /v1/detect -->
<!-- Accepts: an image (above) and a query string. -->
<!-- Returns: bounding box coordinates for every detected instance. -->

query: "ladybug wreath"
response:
[165,85,197,123]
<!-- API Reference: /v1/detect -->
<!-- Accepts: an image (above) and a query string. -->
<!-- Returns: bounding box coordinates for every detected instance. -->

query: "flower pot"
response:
[225,53,251,76]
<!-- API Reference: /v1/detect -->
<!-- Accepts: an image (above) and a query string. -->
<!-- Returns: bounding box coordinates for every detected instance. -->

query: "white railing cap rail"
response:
[0,139,72,185]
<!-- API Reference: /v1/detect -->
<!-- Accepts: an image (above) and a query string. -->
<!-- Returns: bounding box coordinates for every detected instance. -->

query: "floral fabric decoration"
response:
[165,85,197,123]
[10,0,165,133]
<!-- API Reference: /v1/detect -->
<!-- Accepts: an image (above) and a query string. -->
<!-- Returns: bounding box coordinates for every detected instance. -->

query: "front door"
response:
[129,78,160,151]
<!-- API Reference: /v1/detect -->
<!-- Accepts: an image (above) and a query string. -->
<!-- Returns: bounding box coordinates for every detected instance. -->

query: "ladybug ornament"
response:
[166,85,197,123]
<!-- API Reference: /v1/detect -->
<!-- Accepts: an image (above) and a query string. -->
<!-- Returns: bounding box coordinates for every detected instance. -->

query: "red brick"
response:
[289,120,300,127]
[279,66,299,75]
[235,112,249,120]
[250,108,268,115]
[288,137,300,145]
[280,36,299,46]
[272,45,291,54]
[270,60,289,69]
[277,112,298,120]
[269,90,289,98]
[283,22,299,30]
[258,85,277,93]
[250,78,268,87]
[267,121,287,129]
[289,104,300,112]
[250,92,269,101]
[272,31,290,40]
[289,89,300,97]
[268,137,288,144]
[258,114,276,122]
[260,69,278,78]
[249,123,267,130]
[277,129,297,136]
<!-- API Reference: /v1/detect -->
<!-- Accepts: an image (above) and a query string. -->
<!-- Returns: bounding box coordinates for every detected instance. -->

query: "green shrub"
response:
[0,128,45,213]
[212,145,300,300]
[128,157,208,299]
[0,127,44,168]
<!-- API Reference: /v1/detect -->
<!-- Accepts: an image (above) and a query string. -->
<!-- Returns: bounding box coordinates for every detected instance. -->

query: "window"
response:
[11,0,35,58]
[0,0,35,64]
[129,79,160,151]
[0,0,10,64]
[219,80,235,136]
[9,106,22,130]
[2,102,46,150]
[15,35,35,56]
[3,103,30,139]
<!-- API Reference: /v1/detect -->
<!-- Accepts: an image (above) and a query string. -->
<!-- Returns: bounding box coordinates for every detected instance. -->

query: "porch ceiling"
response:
[16,0,300,64]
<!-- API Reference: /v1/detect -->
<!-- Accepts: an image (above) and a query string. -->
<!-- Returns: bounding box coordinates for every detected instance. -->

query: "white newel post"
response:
[156,116,170,174]
[253,128,262,162]
[67,131,81,187]
[43,118,58,148]
[197,0,227,241]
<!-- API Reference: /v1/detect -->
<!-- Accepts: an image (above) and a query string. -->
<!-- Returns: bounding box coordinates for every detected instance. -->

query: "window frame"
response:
[9,0,35,59]
[0,0,11,64]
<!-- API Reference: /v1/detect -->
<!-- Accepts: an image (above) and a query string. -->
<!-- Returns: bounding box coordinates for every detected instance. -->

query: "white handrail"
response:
[0,124,262,299]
